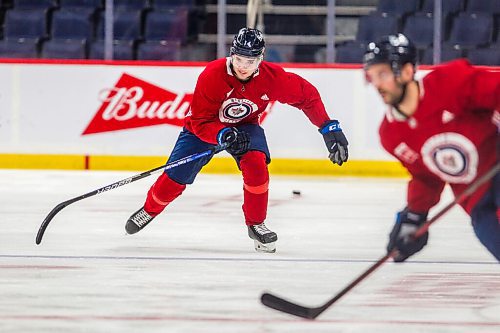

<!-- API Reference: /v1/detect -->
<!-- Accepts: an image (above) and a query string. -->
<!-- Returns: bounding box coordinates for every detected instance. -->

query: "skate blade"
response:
[254,240,276,253]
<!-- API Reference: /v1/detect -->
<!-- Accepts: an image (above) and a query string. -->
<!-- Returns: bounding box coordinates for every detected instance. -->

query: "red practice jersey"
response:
[184,58,330,144]
[380,59,500,214]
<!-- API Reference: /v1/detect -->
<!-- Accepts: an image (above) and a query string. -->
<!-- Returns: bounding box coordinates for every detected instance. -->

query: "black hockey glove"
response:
[387,208,429,262]
[319,120,349,166]
[217,127,251,156]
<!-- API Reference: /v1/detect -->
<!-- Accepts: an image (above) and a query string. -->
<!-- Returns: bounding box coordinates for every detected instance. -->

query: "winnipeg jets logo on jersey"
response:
[421,132,478,183]
[219,98,258,123]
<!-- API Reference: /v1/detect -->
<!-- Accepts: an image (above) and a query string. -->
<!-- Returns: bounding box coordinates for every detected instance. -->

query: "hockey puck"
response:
[292,190,301,196]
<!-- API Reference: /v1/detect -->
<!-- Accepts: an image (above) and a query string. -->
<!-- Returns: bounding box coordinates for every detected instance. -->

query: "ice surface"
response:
[0,169,498,333]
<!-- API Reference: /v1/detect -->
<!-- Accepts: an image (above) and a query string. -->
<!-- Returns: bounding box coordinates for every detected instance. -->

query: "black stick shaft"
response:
[35,147,221,245]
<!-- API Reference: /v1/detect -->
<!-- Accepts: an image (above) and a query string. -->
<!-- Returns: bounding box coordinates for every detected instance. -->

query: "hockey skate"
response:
[125,207,155,234]
[248,223,278,253]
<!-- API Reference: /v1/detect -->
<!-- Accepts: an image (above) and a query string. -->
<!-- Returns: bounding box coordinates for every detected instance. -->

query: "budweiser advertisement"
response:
[83,73,275,136]
[83,73,193,135]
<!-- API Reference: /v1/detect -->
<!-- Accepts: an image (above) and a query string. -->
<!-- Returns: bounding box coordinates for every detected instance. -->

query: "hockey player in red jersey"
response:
[363,33,499,261]
[125,28,349,253]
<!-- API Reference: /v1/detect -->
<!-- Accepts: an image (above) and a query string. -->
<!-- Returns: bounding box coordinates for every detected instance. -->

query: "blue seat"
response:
[264,44,294,63]
[259,0,326,4]
[335,42,366,64]
[0,38,39,58]
[376,0,421,18]
[154,0,195,9]
[421,45,464,64]
[403,12,438,48]
[293,44,323,63]
[446,12,493,48]
[89,40,135,60]
[4,9,49,40]
[51,9,95,41]
[144,8,189,42]
[13,0,57,9]
[421,0,464,16]
[113,0,150,11]
[97,10,143,41]
[41,39,87,59]
[356,12,401,44]
[467,47,500,66]
[466,0,500,14]
[202,12,246,34]
[179,43,217,61]
[136,40,181,61]
[60,0,103,8]
[265,14,325,35]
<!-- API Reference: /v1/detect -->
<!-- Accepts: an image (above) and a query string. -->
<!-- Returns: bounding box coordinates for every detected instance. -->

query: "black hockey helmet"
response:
[230,28,265,57]
[363,33,417,75]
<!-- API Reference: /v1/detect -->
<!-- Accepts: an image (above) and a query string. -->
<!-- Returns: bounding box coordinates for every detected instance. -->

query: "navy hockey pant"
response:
[471,172,500,261]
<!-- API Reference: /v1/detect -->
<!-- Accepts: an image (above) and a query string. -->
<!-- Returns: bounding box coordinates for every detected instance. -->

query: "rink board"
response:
[0,59,497,176]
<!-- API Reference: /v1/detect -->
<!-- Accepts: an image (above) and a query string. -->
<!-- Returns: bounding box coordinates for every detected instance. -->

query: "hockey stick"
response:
[261,162,500,319]
[35,144,228,245]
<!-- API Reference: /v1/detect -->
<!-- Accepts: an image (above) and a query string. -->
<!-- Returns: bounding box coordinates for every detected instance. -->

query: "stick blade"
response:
[261,293,319,319]
[35,202,68,245]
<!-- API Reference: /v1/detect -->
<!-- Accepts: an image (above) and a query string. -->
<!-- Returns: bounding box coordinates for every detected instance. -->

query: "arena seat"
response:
[403,12,437,48]
[264,44,295,63]
[376,0,421,18]
[144,8,189,42]
[51,8,95,41]
[0,38,39,58]
[446,12,493,48]
[96,9,143,41]
[465,0,500,14]
[335,41,366,64]
[89,40,135,60]
[421,0,464,16]
[467,47,500,66]
[153,0,196,9]
[41,39,87,59]
[136,40,182,61]
[13,0,58,10]
[4,8,50,41]
[113,0,149,11]
[293,44,323,63]
[264,14,325,35]
[59,0,102,10]
[420,45,463,64]
[355,12,401,44]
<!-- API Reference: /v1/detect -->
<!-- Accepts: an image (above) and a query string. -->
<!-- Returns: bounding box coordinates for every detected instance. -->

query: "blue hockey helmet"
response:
[230,28,265,57]
[363,33,417,75]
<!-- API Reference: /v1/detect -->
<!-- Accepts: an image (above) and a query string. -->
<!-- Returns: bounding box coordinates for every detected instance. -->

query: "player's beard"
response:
[379,83,405,106]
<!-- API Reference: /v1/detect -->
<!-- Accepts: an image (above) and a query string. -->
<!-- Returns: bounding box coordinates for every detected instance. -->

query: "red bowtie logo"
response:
[82,73,193,135]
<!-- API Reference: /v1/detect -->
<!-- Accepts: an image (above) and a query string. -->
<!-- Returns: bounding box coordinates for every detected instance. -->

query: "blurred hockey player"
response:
[125,28,349,253]
[364,33,500,262]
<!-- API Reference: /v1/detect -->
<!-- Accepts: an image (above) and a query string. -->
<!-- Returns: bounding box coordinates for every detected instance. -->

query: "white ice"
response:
[0,169,498,333]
